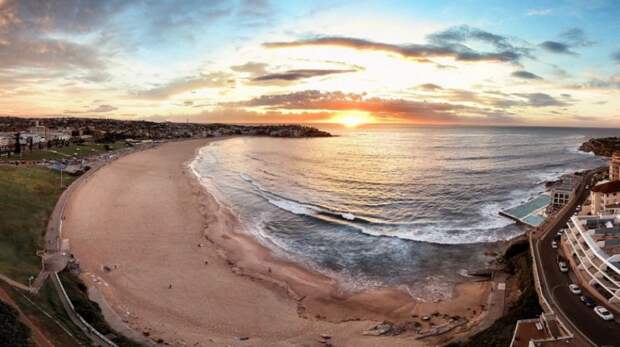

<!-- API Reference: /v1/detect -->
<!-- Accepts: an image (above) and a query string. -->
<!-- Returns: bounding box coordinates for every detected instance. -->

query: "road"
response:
[533,168,620,347]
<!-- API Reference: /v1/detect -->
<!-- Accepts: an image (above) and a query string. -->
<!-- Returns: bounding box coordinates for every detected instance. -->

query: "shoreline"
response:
[62,138,496,346]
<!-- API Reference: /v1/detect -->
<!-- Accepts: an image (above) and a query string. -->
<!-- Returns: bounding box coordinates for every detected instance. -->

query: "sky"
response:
[1,0,619,127]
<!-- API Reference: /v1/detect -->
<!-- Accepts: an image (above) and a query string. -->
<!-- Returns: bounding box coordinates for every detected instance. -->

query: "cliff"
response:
[579,137,620,157]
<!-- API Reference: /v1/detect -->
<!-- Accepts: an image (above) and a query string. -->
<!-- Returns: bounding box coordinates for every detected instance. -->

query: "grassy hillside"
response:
[0,164,141,346]
[0,166,74,283]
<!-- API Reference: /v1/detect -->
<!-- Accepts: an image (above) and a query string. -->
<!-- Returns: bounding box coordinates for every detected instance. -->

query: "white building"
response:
[549,174,580,209]
[565,214,620,304]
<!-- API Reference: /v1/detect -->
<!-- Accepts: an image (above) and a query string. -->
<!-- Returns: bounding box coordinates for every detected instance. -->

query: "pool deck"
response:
[500,194,551,227]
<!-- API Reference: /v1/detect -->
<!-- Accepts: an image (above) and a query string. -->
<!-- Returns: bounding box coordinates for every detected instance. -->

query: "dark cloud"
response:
[511,70,543,80]
[264,32,527,64]
[133,72,235,100]
[540,41,575,55]
[253,69,357,81]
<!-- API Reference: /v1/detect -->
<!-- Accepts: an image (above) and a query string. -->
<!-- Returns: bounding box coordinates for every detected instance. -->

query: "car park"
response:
[594,306,615,321]
[559,261,569,273]
[569,284,581,294]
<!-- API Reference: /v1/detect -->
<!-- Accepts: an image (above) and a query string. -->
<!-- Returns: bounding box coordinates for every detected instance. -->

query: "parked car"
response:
[559,261,569,273]
[551,241,558,249]
[594,306,615,321]
[569,284,582,294]
[580,295,596,308]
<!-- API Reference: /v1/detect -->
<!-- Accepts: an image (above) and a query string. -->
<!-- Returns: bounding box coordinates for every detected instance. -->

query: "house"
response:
[548,174,580,209]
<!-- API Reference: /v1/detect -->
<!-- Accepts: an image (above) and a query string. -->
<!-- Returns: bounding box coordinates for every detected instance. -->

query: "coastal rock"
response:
[362,322,393,336]
[579,137,620,157]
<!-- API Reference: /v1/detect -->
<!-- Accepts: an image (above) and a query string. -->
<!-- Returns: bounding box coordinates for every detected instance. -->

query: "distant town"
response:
[0,116,330,160]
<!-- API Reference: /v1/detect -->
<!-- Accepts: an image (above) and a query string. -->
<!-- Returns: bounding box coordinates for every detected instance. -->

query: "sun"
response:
[331,111,373,127]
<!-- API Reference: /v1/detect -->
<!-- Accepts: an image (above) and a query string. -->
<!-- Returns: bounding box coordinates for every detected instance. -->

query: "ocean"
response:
[190,125,616,299]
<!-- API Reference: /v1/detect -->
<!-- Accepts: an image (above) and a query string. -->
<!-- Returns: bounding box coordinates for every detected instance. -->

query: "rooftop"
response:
[591,180,620,194]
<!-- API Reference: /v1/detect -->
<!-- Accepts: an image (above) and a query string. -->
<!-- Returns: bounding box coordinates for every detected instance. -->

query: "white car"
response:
[551,241,558,249]
[568,284,581,295]
[594,306,615,321]
[559,261,569,273]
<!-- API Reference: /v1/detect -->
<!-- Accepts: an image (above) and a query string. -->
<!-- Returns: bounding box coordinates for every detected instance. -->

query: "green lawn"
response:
[0,166,87,345]
[0,166,74,283]
[2,142,128,161]
[0,165,140,346]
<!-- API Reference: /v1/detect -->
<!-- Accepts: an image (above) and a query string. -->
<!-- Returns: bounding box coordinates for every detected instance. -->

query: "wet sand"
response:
[62,139,492,346]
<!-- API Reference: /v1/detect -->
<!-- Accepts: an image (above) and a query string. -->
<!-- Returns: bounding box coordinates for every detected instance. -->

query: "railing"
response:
[52,272,118,347]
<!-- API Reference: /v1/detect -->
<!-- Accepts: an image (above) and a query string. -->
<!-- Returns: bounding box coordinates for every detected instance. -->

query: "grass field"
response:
[0,164,140,346]
[1,142,128,161]
[0,165,88,345]
[0,166,75,283]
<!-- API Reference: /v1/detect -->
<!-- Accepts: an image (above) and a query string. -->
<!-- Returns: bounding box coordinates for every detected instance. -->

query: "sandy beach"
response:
[62,139,493,346]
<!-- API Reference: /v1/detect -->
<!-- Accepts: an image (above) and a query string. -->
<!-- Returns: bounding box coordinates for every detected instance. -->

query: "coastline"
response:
[62,138,494,346]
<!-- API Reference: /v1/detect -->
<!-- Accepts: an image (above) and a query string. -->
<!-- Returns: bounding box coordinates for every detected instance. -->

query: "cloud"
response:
[540,28,594,55]
[513,93,568,107]
[417,83,443,91]
[527,8,552,16]
[427,25,516,51]
[230,62,269,75]
[133,72,234,99]
[65,104,118,114]
[559,28,595,47]
[572,74,620,89]
[612,50,620,64]
[228,90,516,124]
[264,30,528,64]
[511,70,543,80]
[253,68,357,81]
[540,41,575,55]
[0,0,123,69]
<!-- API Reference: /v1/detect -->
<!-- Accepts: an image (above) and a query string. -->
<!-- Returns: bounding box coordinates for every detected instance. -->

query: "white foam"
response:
[267,196,320,216]
[341,213,356,221]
